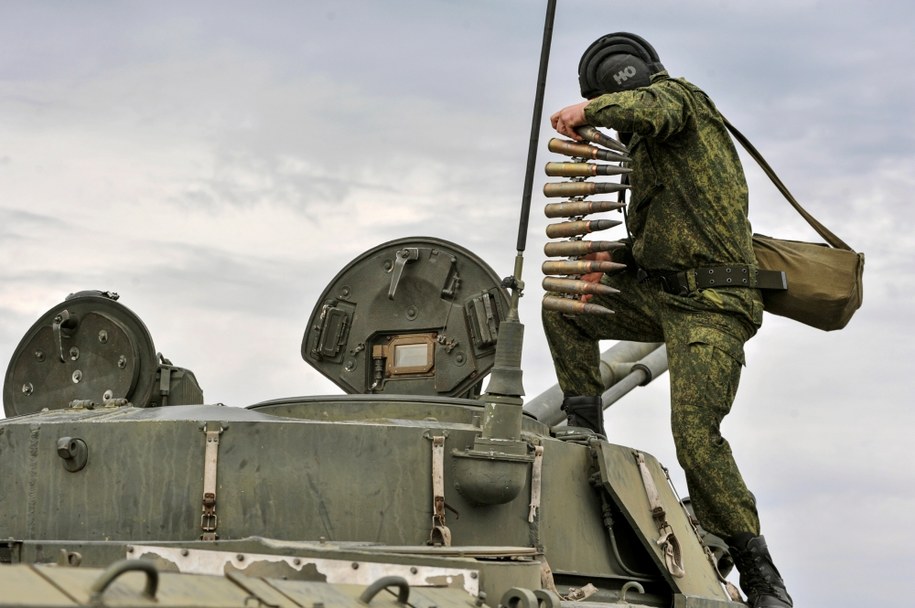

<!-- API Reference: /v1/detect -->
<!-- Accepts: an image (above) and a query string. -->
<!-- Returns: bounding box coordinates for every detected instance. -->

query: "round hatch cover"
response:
[302,237,510,398]
[3,291,158,417]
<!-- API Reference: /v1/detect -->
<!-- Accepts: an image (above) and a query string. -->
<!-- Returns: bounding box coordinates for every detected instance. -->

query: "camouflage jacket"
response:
[584,72,756,274]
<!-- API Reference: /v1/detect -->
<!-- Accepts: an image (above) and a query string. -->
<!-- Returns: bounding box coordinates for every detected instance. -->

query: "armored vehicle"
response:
[1,242,741,608]
[0,2,747,606]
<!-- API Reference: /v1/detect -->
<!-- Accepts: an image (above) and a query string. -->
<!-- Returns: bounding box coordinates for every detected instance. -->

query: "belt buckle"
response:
[660,273,689,296]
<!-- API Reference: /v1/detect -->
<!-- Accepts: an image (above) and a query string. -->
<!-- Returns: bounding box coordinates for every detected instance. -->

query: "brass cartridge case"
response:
[548,138,630,162]
[542,259,626,275]
[543,240,624,257]
[544,162,632,177]
[575,125,629,153]
[542,294,615,316]
[542,277,620,297]
[545,219,620,239]
[544,200,625,218]
[543,181,629,198]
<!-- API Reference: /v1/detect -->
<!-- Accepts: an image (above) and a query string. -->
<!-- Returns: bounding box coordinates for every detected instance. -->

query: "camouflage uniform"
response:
[542,71,765,541]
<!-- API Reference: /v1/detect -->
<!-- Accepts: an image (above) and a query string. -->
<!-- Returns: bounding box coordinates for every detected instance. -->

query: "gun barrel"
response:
[523,342,668,425]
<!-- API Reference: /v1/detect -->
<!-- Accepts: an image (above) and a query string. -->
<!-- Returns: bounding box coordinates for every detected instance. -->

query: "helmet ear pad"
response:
[578,32,664,98]
[591,51,652,95]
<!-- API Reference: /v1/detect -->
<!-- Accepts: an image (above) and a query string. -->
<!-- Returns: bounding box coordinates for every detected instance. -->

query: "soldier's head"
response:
[578,32,665,98]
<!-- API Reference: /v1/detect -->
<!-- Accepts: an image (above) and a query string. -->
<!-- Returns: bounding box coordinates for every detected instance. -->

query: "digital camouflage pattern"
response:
[584,72,757,276]
[544,71,767,540]
[543,272,762,539]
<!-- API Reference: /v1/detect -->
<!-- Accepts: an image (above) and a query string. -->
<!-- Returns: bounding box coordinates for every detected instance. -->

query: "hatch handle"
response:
[89,559,159,604]
[359,575,410,605]
[52,309,77,363]
[388,248,419,300]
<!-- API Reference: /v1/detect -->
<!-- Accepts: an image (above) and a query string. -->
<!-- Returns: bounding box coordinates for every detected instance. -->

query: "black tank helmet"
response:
[578,32,665,98]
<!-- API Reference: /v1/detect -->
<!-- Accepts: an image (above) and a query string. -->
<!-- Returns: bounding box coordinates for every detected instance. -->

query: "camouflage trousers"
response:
[542,267,763,540]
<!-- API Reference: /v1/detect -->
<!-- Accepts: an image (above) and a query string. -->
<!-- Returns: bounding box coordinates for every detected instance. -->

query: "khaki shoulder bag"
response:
[725,118,865,331]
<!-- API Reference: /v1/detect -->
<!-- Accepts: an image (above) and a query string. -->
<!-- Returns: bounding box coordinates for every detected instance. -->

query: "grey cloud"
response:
[1,2,914,605]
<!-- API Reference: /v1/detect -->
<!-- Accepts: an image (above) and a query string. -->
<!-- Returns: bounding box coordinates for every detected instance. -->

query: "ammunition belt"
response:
[638,265,787,296]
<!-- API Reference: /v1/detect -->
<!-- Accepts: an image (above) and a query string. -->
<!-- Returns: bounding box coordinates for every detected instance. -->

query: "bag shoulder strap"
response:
[722,116,853,252]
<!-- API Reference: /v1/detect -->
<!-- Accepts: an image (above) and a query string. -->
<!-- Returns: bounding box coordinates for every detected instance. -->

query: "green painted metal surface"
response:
[0,243,743,607]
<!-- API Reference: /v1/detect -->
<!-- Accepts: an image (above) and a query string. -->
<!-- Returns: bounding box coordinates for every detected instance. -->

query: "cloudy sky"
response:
[1,1,913,605]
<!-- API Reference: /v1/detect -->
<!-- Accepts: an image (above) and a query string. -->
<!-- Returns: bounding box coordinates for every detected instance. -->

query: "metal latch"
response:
[388,248,419,300]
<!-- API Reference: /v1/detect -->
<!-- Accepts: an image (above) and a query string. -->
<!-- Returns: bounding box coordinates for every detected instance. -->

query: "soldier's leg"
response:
[663,310,792,607]
[542,270,662,433]
[662,311,759,539]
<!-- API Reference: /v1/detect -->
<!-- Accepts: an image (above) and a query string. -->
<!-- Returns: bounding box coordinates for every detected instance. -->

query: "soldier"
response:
[543,33,793,608]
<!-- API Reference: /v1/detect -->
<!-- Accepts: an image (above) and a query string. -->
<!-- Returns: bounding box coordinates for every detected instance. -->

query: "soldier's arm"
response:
[550,100,590,140]
[584,81,689,140]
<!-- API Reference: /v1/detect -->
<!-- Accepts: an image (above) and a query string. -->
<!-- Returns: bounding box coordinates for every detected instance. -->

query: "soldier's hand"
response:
[579,251,611,303]
[550,101,590,140]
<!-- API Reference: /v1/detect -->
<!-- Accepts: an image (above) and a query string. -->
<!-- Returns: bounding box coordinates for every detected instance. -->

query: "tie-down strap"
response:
[634,451,685,578]
[200,424,224,541]
[429,435,452,546]
[529,445,544,523]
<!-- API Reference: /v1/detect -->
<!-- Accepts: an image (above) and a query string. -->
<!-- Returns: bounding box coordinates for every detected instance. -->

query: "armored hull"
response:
[1,391,738,607]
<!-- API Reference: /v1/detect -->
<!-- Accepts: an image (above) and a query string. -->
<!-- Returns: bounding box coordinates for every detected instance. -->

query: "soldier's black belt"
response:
[638,265,787,296]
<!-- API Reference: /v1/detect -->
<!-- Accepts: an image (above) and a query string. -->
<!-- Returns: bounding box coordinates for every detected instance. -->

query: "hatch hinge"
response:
[200,424,224,541]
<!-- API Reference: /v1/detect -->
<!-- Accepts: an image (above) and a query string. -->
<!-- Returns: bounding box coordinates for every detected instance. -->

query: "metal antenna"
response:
[457,1,559,494]
[502,0,556,314]
[517,0,557,256]
[485,0,556,402]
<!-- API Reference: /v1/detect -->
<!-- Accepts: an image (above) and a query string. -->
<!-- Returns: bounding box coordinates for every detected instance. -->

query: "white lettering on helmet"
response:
[613,65,638,86]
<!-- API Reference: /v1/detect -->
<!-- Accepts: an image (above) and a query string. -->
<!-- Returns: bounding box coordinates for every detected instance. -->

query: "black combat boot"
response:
[561,395,605,436]
[728,533,793,608]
